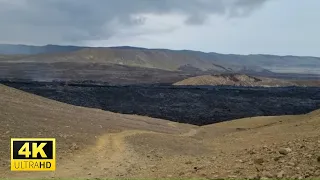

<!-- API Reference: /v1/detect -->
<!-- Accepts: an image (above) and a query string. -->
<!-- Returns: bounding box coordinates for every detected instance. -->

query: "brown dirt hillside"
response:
[0,84,194,178]
[0,48,225,72]
[0,84,319,179]
[174,74,297,87]
[293,80,320,87]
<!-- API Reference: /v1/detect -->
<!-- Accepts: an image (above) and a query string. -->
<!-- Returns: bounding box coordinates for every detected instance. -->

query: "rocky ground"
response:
[0,84,319,179]
[126,110,320,179]
[243,137,320,179]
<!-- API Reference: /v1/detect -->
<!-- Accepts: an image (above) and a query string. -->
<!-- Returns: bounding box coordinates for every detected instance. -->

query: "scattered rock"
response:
[303,171,313,178]
[87,172,91,175]
[247,174,259,180]
[260,177,269,180]
[317,156,320,162]
[70,143,79,151]
[185,161,192,164]
[254,158,264,165]
[236,128,246,131]
[279,148,292,155]
[228,175,237,178]
[262,171,273,178]
[274,156,283,161]
[236,159,244,163]
[288,162,296,166]
[211,156,217,160]
[309,167,316,172]
[248,149,256,155]
[193,166,200,171]
[306,154,312,158]
[276,170,285,178]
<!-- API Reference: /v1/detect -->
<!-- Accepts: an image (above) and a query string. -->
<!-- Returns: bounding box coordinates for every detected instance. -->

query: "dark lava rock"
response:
[2,81,319,125]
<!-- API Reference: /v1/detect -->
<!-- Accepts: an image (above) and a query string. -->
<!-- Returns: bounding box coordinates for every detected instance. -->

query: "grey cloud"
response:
[185,13,208,25]
[229,0,269,17]
[0,0,269,45]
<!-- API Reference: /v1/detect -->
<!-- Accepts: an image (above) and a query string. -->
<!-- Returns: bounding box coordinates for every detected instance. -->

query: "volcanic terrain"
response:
[173,74,297,87]
[1,85,319,179]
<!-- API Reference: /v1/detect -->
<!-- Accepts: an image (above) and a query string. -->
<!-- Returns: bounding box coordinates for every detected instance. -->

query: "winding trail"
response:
[54,128,199,178]
[4,128,199,178]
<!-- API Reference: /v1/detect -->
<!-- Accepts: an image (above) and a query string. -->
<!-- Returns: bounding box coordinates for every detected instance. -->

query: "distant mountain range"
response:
[0,44,84,55]
[0,44,319,83]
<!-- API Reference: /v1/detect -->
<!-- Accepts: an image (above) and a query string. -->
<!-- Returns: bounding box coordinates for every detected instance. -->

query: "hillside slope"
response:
[0,44,84,55]
[0,84,194,177]
[0,85,319,179]
[0,48,229,72]
[1,44,320,76]
[174,74,297,87]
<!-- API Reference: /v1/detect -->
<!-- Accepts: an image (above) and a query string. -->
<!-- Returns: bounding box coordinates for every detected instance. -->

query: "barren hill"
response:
[1,85,319,179]
[0,84,194,177]
[0,47,231,72]
[174,74,297,87]
[0,44,320,78]
[1,44,320,76]
[1,45,319,84]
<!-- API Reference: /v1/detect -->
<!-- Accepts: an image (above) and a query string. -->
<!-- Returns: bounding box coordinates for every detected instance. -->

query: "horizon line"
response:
[1,43,320,58]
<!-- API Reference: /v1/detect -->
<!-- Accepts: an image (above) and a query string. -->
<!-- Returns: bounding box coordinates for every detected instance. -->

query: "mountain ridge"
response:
[1,44,319,82]
[1,43,320,58]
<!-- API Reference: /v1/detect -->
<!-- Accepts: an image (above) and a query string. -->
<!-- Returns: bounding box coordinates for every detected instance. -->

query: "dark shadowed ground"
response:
[2,81,319,125]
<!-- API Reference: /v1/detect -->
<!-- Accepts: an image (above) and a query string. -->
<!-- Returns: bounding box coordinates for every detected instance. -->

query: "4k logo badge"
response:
[11,138,56,171]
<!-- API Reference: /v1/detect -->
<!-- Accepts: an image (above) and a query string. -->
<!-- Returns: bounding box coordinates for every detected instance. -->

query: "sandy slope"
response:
[0,84,194,178]
[173,74,297,87]
[0,84,319,179]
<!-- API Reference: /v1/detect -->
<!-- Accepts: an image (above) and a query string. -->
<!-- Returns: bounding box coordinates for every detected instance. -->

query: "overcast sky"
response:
[0,0,320,56]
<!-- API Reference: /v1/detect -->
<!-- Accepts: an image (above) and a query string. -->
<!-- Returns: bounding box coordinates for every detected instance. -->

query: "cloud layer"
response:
[0,0,268,45]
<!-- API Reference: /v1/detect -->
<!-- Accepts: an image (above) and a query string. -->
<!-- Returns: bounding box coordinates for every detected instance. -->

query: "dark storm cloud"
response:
[0,0,269,45]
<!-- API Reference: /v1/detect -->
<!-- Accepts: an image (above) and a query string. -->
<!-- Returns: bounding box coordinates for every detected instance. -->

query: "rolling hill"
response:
[1,84,319,179]
[0,44,84,55]
[1,44,320,78]
[174,74,297,87]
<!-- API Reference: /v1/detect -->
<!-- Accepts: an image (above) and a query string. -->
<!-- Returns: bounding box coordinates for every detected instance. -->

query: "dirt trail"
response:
[2,85,319,179]
[6,128,199,178]
[180,128,199,137]
[54,130,149,178]
[3,115,320,179]
[55,129,199,178]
